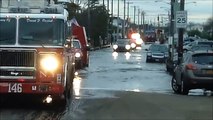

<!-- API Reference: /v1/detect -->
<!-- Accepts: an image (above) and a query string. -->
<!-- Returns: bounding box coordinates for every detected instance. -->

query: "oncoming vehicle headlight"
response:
[125,45,131,50]
[113,45,118,50]
[75,52,81,58]
[136,38,143,44]
[131,43,136,48]
[147,52,152,56]
[40,55,59,72]
[131,33,140,39]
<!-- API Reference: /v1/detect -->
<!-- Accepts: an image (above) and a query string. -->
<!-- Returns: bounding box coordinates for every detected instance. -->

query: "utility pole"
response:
[107,0,109,11]
[169,0,175,63]
[122,0,126,38]
[138,8,140,25]
[142,11,145,31]
[127,2,130,20]
[133,6,136,24]
[88,0,91,41]
[126,2,132,27]
[111,0,113,16]
[141,11,143,27]
[116,0,119,40]
[178,0,185,64]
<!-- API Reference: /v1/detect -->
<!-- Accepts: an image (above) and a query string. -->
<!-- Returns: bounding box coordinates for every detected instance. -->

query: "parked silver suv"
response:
[171,50,213,95]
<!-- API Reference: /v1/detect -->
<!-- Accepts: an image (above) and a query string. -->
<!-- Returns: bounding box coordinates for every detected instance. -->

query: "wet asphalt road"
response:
[0,45,212,120]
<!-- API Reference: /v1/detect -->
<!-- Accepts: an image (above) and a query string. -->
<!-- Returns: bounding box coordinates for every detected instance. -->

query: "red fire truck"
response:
[0,1,75,104]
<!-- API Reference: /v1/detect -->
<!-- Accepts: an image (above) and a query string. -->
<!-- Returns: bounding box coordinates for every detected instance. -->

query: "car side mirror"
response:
[64,38,71,48]
[86,45,91,51]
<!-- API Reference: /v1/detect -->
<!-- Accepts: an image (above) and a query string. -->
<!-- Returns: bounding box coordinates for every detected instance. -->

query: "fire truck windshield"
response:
[0,18,16,45]
[18,18,64,46]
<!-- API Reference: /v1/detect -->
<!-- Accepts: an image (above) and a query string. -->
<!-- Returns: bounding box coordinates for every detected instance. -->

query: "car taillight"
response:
[186,64,197,70]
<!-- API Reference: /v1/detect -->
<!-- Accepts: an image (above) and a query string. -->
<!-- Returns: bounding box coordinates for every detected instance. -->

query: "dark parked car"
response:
[146,44,168,62]
[190,45,213,52]
[165,53,178,74]
[113,38,131,52]
[193,40,213,47]
[171,50,213,95]
[183,40,213,52]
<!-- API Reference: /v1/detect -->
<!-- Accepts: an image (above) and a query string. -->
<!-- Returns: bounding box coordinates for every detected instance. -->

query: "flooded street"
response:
[0,46,212,120]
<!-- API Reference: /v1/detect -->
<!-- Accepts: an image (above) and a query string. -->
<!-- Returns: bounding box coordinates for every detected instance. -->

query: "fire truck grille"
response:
[0,50,35,67]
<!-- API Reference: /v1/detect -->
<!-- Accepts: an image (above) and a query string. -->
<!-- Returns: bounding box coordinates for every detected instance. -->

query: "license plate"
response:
[155,59,160,61]
[8,83,22,93]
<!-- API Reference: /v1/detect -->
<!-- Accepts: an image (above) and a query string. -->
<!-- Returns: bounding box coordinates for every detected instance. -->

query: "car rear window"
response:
[198,42,213,47]
[192,53,213,65]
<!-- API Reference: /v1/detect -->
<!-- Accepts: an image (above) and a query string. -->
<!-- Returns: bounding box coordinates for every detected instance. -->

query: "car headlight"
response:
[164,53,169,57]
[113,45,118,50]
[131,43,136,48]
[136,38,143,44]
[75,52,81,58]
[40,55,59,72]
[125,45,131,50]
[147,52,152,56]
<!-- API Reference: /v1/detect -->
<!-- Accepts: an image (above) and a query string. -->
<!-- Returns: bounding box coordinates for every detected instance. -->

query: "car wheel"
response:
[181,79,189,95]
[146,58,151,62]
[171,76,181,94]
[166,65,170,72]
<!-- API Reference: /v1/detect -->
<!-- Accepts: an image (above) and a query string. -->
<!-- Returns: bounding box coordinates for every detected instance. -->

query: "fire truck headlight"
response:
[125,45,131,50]
[75,52,81,58]
[40,55,59,71]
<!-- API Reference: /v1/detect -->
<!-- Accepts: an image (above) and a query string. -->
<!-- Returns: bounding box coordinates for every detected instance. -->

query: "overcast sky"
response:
[104,0,212,24]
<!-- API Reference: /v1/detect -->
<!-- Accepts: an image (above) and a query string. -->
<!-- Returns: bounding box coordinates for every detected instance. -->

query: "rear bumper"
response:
[114,47,130,52]
[147,56,167,62]
[184,73,213,90]
[0,82,64,95]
